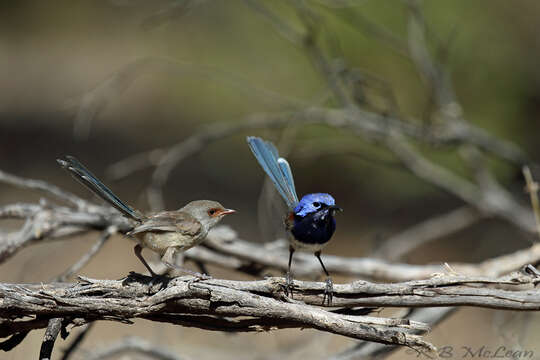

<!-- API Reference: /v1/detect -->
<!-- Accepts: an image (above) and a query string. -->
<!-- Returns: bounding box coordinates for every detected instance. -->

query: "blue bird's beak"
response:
[328,205,343,215]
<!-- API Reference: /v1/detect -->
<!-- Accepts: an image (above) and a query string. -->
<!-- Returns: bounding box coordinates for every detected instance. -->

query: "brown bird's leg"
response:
[285,246,295,298]
[161,247,211,280]
[315,251,333,306]
[133,244,158,277]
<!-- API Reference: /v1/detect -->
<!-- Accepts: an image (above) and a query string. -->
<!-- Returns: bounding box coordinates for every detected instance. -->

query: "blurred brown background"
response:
[1,0,540,359]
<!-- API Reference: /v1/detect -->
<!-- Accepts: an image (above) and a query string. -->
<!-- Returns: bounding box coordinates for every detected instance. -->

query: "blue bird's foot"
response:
[323,277,333,306]
[284,271,295,299]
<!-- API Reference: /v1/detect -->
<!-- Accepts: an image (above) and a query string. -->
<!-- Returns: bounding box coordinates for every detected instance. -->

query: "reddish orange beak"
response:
[219,208,236,216]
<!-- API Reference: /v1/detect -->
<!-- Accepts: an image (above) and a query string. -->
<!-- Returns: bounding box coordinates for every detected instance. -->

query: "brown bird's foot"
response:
[163,261,211,280]
[191,272,212,281]
[125,271,166,280]
[323,276,333,306]
[122,271,171,291]
[184,272,213,289]
[283,271,296,299]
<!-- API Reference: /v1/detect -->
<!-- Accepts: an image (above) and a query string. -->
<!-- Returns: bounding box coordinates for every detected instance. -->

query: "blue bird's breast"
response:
[290,210,336,246]
[286,193,338,250]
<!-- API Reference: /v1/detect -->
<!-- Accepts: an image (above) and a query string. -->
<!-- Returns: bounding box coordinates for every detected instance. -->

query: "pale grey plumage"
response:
[58,156,234,276]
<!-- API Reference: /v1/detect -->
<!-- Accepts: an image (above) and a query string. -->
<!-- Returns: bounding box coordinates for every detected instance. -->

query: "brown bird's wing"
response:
[128,211,202,236]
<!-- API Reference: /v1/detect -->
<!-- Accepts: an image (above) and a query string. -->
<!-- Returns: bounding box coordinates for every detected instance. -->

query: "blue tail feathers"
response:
[246,136,299,209]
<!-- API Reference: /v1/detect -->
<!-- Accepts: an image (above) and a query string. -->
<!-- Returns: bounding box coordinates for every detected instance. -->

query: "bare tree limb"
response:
[0,275,442,354]
[0,202,130,265]
[1,270,539,356]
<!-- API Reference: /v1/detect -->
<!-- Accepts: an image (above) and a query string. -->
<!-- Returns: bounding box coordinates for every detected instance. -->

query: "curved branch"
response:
[0,275,438,354]
[1,270,538,354]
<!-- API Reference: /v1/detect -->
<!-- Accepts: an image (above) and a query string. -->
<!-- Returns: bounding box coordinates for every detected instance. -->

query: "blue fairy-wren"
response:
[247,137,342,304]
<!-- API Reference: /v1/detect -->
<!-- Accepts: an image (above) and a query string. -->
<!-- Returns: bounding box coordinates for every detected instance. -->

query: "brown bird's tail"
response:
[57,155,144,222]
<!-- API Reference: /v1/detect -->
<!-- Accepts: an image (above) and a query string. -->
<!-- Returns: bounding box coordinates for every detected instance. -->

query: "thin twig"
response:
[39,318,63,360]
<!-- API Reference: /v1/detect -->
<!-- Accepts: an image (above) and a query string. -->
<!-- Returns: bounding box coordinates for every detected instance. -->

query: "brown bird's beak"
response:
[219,208,236,216]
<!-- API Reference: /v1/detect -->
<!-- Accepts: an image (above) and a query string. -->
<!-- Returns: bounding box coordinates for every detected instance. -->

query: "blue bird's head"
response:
[294,193,341,217]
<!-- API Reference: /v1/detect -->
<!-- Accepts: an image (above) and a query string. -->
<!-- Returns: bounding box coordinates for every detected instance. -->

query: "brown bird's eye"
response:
[208,209,217,216]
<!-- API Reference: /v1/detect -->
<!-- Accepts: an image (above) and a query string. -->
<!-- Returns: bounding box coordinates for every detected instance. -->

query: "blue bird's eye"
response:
[313,202,321,208]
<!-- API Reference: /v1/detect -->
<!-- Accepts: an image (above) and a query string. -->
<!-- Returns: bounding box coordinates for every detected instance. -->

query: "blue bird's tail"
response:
[57,156,144,221]
[247,136,299,209]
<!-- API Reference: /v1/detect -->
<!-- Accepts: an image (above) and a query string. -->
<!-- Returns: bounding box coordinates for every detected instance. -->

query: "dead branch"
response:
[1,270,539,355]
[0,275,440,354]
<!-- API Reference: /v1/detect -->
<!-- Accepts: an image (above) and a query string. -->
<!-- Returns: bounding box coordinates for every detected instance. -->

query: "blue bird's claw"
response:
[323,277,333,306]
[284,271,295,299]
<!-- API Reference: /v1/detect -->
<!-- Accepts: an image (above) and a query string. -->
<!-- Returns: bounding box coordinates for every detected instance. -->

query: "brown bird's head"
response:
[181,200,235,229]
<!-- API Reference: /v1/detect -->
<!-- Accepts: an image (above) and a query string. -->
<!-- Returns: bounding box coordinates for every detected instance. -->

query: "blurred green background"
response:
[1,0,540,359]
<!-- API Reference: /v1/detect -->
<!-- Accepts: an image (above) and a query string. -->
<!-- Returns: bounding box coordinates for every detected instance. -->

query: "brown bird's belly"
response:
[135,232,205,255]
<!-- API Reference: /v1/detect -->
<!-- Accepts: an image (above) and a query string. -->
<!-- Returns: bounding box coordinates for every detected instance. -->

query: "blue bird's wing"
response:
[247,136,299,209]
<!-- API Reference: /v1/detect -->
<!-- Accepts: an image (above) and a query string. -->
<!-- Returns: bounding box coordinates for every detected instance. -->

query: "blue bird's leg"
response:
[315,251,333,306]
[285,246,295,298]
